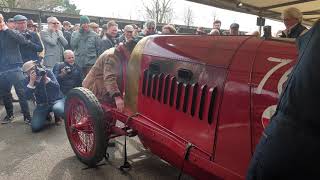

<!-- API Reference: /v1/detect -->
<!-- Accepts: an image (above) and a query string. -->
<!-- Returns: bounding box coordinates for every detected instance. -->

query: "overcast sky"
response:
[71,0,285,34]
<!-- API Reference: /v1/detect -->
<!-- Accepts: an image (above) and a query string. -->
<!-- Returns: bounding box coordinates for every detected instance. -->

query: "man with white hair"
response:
[280,7,308,38]
[53,50,83,95]
[140,20,157,36]
[40,16,68,69]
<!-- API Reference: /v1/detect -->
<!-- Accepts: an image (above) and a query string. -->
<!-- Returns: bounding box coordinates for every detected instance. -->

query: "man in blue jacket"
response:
[0,13,31,124]
[247,20,320,179]
[22,60,64,132]
[14,15,43,63]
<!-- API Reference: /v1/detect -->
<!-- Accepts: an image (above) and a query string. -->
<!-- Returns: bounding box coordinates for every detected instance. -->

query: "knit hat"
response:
[80,15,90,25]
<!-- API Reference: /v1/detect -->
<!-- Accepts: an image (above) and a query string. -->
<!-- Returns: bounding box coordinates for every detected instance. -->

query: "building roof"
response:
[186,0,320,25]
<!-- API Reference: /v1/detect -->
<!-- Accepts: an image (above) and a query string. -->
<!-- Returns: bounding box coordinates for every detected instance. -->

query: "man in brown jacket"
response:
[82,40,138,112]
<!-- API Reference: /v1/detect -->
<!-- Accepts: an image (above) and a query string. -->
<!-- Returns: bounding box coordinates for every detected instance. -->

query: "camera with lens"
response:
[63,66,72,74]
[36,65,46,77]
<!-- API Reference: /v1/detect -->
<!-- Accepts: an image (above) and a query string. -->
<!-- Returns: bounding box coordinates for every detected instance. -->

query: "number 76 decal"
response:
[258,57,294,128]
[256,57,293,95]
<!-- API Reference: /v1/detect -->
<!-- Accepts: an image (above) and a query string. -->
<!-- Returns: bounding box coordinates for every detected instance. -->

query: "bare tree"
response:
[0,0,80,14]
[1,0,58,9]
[184,6,193,27]
[142,0,173,24]
[0,0,20,8]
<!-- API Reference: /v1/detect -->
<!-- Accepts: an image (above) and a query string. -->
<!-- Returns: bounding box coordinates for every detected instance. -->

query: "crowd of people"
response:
[0,6,307,133]
[195,7,307,39]
[0,13,149,132]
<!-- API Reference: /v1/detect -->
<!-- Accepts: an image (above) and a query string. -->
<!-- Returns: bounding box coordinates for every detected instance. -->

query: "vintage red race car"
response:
[64,35,297,179]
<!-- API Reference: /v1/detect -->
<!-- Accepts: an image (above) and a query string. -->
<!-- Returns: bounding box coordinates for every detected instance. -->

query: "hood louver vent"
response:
[142,69,217,124]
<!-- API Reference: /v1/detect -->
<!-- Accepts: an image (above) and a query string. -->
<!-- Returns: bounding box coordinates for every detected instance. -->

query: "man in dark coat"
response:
[14,15,43,63]
[99,20,119,56]
[0,13,31,124]
[23,60,64,132]
[280,7,308,38]
[53,50,83,95]
[71,16,99,76]
[62,21,72,50]
[247,20,320,179]
[139,20,157,37]
[118,25,134,43]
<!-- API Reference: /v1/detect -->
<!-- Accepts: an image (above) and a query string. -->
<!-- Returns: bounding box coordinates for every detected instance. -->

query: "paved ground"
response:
[0,102,193,180]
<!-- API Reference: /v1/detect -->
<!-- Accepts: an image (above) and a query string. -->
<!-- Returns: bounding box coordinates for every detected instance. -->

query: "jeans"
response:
[0,70,30,118]
[31,99,65,132]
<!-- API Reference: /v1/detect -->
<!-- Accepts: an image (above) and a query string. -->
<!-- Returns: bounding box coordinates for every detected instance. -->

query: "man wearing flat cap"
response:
[71,15,100,76]
[118,25,134,44]
[14,15,43,63]
[22,60,64,132]
[0,13,32,124]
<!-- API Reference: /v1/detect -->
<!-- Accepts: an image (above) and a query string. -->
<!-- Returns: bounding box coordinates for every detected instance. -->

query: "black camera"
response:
[63,66,72,74]
[36,65,46,77]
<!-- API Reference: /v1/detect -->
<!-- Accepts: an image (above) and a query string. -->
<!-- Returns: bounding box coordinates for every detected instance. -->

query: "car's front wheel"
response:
[64,87,107,167]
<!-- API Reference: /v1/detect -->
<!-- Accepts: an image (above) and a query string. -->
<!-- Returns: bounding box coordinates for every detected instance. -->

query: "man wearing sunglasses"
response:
[139,20,157,37]
[40,16,68,69]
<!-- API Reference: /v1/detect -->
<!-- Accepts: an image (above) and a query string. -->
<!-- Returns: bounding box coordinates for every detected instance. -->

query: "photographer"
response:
[22,61,64,132]
[53,50,83,95]
[14,15,43,63]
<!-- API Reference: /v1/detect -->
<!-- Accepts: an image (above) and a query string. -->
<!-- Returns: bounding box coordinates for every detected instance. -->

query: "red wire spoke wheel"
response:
[65,87,107,167]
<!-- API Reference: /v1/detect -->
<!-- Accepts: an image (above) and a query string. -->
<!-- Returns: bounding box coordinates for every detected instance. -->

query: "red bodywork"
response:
[91,36,297,179]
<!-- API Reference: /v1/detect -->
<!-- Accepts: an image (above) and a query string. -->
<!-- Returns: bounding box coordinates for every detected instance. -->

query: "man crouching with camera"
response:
[53,50,83,95]
[22,61,65,132]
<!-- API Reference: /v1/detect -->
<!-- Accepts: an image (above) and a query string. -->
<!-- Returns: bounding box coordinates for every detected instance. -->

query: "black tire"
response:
[64,87,107,167]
